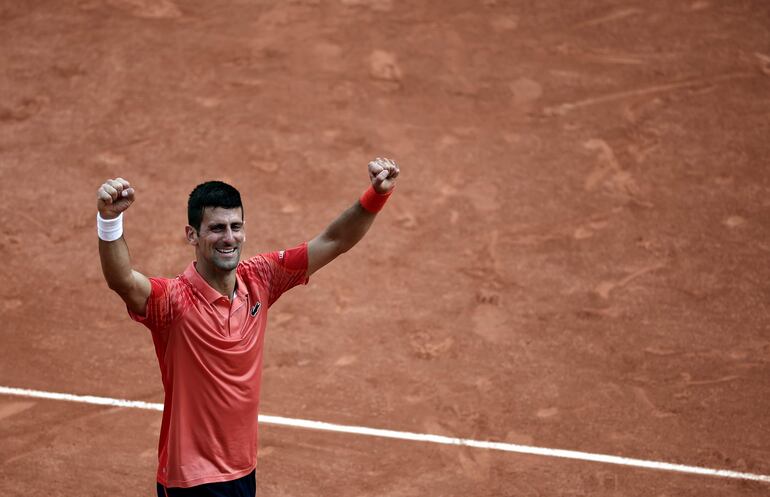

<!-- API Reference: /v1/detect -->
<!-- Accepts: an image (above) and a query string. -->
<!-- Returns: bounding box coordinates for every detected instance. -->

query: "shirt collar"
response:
[183,261,248,304]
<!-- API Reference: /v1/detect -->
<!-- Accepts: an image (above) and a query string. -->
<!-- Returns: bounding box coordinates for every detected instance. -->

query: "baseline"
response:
[1,385,768,484]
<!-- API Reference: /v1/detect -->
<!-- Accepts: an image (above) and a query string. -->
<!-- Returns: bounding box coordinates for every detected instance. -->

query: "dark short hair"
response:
[187,181,243,231]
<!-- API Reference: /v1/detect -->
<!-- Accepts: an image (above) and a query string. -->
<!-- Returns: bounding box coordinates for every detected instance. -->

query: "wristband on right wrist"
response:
[97,212,124,241]
[359,185,393,213]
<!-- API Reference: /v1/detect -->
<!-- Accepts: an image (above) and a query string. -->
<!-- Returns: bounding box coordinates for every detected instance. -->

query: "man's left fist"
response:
[368,157,399,194]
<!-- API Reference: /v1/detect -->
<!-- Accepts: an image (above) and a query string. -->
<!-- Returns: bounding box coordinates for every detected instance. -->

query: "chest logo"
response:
[250,302,262,317]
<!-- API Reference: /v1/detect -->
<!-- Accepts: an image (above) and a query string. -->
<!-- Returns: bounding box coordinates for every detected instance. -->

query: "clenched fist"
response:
[368,157,399,194]
[97,178,135,219]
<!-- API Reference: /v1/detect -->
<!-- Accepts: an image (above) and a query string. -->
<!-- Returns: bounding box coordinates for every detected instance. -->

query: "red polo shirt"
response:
[129,243,308,488]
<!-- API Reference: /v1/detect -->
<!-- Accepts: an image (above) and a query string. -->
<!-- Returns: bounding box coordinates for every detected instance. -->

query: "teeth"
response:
[217,248,236,253]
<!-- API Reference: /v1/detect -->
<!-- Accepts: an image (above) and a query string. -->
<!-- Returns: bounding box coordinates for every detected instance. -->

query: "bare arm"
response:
[307,158,400,277]
[97,178,151,316]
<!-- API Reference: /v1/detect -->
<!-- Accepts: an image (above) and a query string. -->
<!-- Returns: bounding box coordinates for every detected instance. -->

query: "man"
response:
[96,158,399,496]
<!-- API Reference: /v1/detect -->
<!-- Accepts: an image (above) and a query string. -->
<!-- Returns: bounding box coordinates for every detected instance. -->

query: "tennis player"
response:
[96,158,399,496]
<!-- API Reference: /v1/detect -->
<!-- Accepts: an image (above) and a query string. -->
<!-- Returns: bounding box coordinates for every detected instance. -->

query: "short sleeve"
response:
[128,277,176,333]
[240,242,309,307]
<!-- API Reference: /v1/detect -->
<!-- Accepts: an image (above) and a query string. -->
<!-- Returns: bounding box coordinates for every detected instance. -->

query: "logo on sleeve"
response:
[250,302,261,317]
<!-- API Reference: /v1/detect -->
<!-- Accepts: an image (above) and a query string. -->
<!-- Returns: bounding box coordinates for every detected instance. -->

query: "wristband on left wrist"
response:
[359,185,393,213]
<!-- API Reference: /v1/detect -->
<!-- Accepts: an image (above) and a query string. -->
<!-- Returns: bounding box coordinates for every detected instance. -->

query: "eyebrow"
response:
[208,221,243,229]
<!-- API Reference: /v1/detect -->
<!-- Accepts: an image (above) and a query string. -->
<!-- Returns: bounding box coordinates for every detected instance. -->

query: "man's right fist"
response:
[97,178,135,219]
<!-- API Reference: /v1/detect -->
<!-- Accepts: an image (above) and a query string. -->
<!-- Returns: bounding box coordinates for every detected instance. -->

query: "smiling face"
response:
[186,206,245,273]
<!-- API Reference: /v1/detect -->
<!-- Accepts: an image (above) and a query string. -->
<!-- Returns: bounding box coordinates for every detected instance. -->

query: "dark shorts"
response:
[157,470,256,497]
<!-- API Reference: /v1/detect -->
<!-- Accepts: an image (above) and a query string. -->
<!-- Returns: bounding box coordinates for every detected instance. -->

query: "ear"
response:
[185,225,198,246]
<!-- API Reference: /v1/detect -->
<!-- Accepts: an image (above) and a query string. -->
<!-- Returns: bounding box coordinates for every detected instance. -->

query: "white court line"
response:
[1,385,768,484]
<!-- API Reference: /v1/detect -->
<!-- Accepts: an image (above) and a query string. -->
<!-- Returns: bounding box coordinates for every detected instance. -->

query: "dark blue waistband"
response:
[157,470,256,497]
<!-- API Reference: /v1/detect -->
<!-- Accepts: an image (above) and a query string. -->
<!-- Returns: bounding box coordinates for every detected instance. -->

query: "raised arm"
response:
[97,178,152,316]
[307,157,400,277]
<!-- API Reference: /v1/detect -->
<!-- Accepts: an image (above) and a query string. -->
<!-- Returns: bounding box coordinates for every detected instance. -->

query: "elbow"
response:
[337,242,354,255]
[106,281,126,296]
[319,231,354,255]
[106,276,134,296]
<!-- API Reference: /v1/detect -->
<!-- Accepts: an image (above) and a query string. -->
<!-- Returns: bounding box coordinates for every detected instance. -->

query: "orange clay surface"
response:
[1,1,769,496]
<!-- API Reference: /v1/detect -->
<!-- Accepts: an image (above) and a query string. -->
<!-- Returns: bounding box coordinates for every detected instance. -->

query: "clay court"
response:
[1,0,769,495]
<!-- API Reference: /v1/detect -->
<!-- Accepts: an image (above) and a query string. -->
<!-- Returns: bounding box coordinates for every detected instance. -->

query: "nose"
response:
[223,227,236,244]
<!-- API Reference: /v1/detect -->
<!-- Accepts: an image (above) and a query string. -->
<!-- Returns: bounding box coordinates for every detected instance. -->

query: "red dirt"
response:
[1,1,769,495]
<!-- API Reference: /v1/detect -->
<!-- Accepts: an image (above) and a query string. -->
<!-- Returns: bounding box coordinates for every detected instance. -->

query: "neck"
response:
[194,261,237,299]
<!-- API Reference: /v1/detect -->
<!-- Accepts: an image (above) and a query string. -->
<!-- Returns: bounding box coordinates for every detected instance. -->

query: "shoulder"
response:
[240,244,308,272]
[148,274,194,307]
[149,274,186,291]
[238,254,271,283]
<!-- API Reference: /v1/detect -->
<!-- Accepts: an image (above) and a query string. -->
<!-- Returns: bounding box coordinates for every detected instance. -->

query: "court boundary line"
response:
[1,385,768,484]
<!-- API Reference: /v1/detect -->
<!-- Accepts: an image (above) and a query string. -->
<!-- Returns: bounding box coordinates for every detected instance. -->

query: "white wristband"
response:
[97,212,124,241]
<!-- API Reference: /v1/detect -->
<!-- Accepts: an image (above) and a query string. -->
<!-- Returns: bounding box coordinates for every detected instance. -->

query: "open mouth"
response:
[216,247,237,255]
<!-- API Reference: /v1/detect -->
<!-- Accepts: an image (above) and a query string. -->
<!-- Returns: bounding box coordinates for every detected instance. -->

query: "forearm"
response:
[307,158,399,276]
[99,236,137,293]
[95,178,151,313]
[320,201,377,253]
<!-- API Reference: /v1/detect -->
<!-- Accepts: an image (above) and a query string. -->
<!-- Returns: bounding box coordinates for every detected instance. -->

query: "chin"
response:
[213,259,240,271]
[212,257,240,271]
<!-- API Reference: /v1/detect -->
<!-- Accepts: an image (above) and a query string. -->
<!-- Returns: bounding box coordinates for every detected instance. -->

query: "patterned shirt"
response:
[129,243,308,488]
